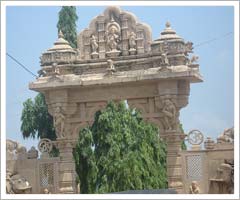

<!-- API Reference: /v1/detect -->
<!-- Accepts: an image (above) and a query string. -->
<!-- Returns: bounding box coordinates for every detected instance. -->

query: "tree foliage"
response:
[179,124,187,150]
[57,6,78,48]
[21,93,56,140]
[73,101,167,194]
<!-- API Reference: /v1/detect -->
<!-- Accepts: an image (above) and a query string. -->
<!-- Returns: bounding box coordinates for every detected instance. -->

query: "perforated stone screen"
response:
[39,163,54,187]
[186,155,202,180]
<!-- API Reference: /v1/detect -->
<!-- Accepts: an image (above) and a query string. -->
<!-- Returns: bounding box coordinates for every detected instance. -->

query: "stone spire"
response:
[159,21,182,40]
[40,30,77,66]
[58,30,64,39]
[166,21,171,28]
[110,14,115,22]
[47,30,73,51]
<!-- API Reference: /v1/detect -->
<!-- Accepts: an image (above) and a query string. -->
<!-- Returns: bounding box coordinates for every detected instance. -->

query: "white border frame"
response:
[1,1,239,199]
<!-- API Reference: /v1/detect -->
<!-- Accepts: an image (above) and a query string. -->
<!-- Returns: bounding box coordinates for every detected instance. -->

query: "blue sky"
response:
[6,6,234,150]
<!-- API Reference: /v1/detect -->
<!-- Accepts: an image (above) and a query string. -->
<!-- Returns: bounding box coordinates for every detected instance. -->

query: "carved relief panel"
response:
[77,6,152,60]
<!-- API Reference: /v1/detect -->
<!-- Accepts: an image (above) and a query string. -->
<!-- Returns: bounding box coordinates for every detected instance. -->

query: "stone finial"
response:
[166,21,171,28]
[110,14,115,22]
[58,30,64,39]
[204,137,215,150]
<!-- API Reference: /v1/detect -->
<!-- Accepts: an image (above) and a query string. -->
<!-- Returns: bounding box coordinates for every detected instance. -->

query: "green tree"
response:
[73,101,167,194]
[20,7,79,155]
[21,93,56,140]
[21,93,58,156]
[57,6,78,48]
[180,124,187,150]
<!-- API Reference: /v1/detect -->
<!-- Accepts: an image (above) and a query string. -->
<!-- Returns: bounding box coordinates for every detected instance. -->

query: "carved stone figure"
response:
[129,32,137,49]
[106,59,116,74]
[162,99,176,130]
[15,142,27,160]
[37,69,46,77]
[7,174,32,194]
[185,41,193,54]
[16,142,27,154]
[43,188,51,194]
[27,146,38,159]
[217,127,234,144]
[52,63,60,76]
[161,53,169,66]
[106,28,120,51]
[189,181,200,194]
[53,107,65,138]
[106,17,121,52]
[187,55,199,65]
[90,35,98,53]
[209,160,234,194]
[76,49,82,60]
[6,139,17,160]
[6,172,14,194]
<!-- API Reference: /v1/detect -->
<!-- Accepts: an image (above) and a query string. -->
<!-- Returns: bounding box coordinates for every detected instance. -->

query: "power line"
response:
[194,32,233,48]
[6,31,232,77]
[6,53,38,78]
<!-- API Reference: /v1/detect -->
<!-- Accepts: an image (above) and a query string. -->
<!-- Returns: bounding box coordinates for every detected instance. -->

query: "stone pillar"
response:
[156,79,189,193]
[83,29,91,60]
[97,18,106,59]
[121,18,129,56]
[56,139,77,194]
[162,131,185,193]
[136,30,144,54]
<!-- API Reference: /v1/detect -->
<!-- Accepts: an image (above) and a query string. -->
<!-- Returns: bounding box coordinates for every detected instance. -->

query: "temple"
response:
[29,6,203,193]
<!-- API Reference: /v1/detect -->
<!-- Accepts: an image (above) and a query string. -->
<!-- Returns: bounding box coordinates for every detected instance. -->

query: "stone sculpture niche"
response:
[77,6,152,59]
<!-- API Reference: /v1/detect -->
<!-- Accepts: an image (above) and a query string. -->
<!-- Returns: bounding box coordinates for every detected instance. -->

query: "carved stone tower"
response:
[30,6,202,193]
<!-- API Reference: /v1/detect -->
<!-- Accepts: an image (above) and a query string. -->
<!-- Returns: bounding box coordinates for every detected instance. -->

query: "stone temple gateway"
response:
[29,6,202,193]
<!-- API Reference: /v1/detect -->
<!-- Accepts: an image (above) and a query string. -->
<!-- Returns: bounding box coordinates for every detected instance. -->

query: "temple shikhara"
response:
[6,6,234,195]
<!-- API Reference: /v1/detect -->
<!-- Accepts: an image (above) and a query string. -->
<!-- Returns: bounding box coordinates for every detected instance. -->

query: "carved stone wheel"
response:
[188,130,204,145]
[38,138,53,153]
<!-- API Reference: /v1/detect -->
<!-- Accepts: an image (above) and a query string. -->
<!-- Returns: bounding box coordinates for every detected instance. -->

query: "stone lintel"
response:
[29,69,202,93]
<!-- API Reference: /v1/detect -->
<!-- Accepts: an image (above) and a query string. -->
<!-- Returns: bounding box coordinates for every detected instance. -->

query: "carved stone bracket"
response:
[159,98,178,131]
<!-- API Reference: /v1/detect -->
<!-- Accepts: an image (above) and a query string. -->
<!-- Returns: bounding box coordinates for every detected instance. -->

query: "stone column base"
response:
[56,139,77,194]
[162,130,186,194]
